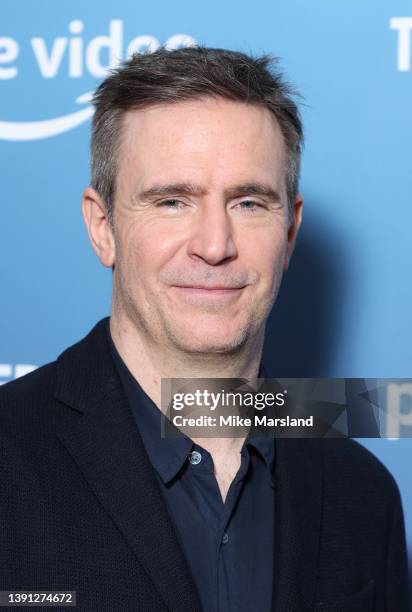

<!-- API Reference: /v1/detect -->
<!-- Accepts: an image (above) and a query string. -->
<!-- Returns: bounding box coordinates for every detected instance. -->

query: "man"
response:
[0,46,409,611]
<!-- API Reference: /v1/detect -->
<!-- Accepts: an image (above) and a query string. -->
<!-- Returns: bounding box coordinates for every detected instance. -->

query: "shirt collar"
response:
[106,319,275,484]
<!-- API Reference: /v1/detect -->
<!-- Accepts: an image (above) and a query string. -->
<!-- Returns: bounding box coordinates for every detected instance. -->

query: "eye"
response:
[158,199,183,209]
[237,200,264,213]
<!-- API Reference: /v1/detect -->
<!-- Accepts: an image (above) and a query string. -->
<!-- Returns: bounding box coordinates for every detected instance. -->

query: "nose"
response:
[186,201,238,265]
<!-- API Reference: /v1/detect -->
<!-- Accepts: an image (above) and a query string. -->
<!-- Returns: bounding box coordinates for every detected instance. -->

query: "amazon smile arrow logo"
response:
[0,20,196,141]
[0,91,94,141]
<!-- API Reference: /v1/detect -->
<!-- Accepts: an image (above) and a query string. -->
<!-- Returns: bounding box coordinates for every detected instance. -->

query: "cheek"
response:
[243,230,287,285]
[117,220,183,284]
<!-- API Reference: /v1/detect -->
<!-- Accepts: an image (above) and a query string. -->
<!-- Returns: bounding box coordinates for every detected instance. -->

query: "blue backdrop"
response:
[1,0,411,581]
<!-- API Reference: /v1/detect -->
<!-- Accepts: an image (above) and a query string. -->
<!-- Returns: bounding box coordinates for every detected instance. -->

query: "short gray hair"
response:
[91,45,304,226]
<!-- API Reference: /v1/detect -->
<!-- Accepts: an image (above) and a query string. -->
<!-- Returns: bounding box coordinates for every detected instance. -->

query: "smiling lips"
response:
[177,285,242,290]
[173,285,244,299]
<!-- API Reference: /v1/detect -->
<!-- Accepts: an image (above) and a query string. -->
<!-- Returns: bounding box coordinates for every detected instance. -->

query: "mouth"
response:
[172,285,245,300]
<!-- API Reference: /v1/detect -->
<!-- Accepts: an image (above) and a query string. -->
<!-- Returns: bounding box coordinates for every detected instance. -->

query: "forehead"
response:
[117,97,286,192]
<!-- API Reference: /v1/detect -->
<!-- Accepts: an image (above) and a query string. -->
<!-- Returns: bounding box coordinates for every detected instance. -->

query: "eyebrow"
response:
[137,182,282,204]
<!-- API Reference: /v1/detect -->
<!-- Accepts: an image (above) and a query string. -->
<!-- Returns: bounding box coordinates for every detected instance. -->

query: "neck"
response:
[109,309,265,411]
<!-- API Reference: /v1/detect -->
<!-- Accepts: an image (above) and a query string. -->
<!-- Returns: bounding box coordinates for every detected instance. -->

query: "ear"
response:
[284,193,303,271]
[81,187,115,268]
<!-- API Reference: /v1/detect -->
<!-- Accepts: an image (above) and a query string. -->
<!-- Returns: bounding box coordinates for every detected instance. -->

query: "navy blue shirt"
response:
[106,320,276,612]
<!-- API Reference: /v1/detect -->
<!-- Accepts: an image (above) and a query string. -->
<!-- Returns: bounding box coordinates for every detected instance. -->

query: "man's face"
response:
[99,97,301,354]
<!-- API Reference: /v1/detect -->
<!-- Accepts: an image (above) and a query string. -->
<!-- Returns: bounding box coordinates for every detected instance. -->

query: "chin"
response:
[166,321,251,355]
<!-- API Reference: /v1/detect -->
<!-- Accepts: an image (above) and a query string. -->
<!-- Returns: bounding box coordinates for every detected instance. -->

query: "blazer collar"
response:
[54,317,322,612]
[54,317,203,612]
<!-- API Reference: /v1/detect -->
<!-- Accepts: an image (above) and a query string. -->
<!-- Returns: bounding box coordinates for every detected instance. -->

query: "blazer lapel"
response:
[272,437,323,611]
[53,318,203,612]
[53,318,323,612]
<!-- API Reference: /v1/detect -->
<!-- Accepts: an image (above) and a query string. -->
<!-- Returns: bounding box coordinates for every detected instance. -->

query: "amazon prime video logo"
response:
[0,20,196,141]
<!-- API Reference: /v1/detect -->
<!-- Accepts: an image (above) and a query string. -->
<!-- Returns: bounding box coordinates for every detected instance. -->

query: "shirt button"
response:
[188,450,202,465]
[222,532,229,544]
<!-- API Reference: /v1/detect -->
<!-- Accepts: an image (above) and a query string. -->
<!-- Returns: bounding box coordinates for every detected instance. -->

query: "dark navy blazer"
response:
[0,318,409,611]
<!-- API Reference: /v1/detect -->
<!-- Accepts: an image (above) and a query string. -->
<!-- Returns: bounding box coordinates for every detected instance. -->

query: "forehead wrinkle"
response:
[116,105,287,206]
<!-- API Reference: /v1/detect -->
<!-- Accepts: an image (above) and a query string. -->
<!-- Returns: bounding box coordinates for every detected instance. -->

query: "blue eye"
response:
[238,200,261,212]
[159,199,181,208]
